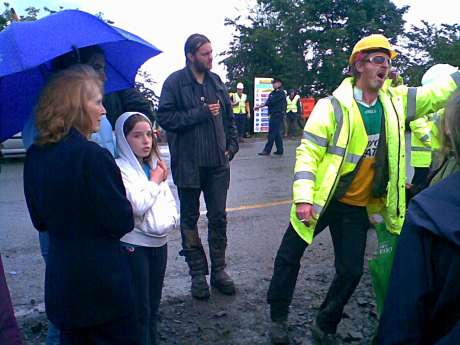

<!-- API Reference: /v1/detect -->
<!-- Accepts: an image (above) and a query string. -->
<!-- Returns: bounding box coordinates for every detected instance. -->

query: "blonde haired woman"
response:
[23,65,138,345]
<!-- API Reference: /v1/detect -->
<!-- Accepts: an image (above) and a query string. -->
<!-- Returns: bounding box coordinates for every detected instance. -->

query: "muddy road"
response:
[1,138,384,344]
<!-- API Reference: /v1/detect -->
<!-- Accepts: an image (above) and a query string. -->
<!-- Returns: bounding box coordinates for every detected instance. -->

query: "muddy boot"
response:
[270,319,289,344]
[180,230,210,300]
[209,239,235,295]
[311,321,338,345]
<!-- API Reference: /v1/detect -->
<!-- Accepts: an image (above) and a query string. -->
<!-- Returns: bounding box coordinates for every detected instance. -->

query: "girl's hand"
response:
[150,166,165,184]
[157,160,168,181]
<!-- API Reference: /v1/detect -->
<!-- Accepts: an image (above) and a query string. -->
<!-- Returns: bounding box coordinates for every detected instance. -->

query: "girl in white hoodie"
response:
[115,112,178,345]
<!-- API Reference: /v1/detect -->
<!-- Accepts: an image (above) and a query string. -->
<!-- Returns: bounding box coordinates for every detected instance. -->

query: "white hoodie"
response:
[115,112,178,247]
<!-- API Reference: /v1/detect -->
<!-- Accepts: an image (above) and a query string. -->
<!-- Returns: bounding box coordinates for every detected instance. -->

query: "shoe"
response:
[191,275,210,300]
[311,321,338,345]
[270,319,289,344]
[273,151,284,155]
[258,151,270,156]
[210,270,236,295]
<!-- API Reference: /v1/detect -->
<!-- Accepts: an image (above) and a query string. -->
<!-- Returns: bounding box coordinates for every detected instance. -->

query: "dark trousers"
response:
[235,114,247,139]
[412,167,430,187]
[264,114,284,154]
[0,256,22,345]
[60,314,138,345]
[178,165,230,271]
[123,245,167,345]
[286,112,299,137]
[267,200,369,333]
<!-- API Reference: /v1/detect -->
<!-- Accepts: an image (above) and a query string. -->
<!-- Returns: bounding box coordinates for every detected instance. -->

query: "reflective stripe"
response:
[451,71,460,88]
[302,131,328,147]
[313,204,323,215]
[346,153,361,164]
[411,146,431,152]
[294,171,315,182]
[328,96,343,146]
[407,87,417,122]
[420,134,430,143]
[327,146,346,156]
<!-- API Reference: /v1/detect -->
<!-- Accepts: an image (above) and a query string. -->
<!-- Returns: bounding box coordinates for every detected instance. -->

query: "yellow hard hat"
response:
[349,34,398,64]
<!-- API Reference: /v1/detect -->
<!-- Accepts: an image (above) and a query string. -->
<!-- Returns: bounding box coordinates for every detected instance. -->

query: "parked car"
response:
[0,133,26,157]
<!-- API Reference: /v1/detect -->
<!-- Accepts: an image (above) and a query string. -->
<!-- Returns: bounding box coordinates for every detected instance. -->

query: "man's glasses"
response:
[365,55,391,65]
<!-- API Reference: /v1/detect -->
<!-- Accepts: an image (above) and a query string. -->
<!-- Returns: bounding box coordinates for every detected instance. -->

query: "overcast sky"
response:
[12,0,459,93]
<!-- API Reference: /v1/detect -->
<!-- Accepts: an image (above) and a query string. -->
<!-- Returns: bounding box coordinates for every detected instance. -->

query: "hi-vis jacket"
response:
[286,95,300,113]
[410,110,442,168]
[232,93,248,114]
[291,73,460,244]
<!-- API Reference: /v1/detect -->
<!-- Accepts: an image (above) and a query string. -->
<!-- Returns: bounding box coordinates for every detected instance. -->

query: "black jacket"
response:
[157,66,239,188]
[265,88,287,115]
[104,88,154,129]
[23,129,134,330]
[377,172,460,345]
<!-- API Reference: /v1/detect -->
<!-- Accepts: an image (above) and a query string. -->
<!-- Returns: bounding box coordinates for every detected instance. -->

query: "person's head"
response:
[184,33,212,72]
[289,89,296,97]
[348,34,397,91]
[35,64,105,145]
[272,78,282,90]
[444,90,460,161]
[123,113,160,162]
[52,45,106,81]
[236,82,244,95]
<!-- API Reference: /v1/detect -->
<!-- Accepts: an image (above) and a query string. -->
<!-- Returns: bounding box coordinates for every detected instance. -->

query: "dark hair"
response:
[123,114,161,161]
[52,45,104,71]
[184,33,210,64]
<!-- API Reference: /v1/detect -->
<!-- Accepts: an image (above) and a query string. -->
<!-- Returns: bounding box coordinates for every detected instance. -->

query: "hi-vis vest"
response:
[410,110,442,168]
[290,74,460,244]
[286,95,300,113]
[232,93,247,114]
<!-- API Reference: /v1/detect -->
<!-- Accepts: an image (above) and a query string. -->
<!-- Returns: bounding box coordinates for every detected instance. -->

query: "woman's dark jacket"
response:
[23,129,135,330]
[157,66,239,188]
[377,171,460,345]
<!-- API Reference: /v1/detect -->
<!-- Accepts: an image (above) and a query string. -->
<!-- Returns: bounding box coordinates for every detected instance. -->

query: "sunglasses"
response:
[365,55,391,65]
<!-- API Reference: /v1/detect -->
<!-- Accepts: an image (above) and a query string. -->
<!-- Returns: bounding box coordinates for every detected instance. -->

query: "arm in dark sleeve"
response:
[119,88,154,121]
[85,146,134,239]
[377,215,431,345]
[157,77,212,132]
[222,91,239,159]
[23,164,46,232]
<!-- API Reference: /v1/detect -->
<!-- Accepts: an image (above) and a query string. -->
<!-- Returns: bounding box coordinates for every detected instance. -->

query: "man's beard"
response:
[193,59,210,73]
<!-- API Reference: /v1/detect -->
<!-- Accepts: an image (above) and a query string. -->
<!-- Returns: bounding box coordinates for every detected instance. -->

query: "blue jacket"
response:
[23,128,134,329]
[23,115,115,156]
[377,172,460,344]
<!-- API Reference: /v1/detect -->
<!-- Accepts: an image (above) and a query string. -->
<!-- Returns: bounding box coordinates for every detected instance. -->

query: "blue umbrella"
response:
[0,9,161,142]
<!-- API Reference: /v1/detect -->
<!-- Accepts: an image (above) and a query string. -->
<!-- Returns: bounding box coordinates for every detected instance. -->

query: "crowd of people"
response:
[0,30,460,345]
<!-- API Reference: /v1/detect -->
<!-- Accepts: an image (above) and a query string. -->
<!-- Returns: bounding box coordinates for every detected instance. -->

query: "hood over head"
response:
[115,111,156,178]
[409,172,460,247]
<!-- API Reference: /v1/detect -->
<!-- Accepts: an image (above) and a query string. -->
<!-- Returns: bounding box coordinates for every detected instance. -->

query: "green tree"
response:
[400,21,460,85]
[223,0,408,99]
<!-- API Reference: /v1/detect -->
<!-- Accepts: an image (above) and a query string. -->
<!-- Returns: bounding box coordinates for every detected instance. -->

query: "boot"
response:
[180,230,210,300]
[311,321,338,345]
[209,237,235,295]
[270,319,289,344]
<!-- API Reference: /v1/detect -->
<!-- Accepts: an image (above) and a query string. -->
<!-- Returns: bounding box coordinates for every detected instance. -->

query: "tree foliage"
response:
[399,21,460,85]
[222,0,408,98]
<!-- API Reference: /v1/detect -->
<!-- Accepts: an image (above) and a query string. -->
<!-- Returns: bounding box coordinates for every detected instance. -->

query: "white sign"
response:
[253,77,273,133]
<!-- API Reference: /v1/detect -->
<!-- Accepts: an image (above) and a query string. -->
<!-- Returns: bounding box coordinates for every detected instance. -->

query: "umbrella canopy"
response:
[0,9,161,142]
